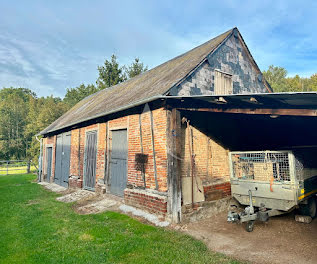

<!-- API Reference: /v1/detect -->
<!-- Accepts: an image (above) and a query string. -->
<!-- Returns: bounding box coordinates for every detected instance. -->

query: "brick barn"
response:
[38,27,274,222]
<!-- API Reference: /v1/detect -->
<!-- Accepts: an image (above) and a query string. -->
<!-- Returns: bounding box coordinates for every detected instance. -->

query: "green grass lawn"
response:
[0,174,241,264]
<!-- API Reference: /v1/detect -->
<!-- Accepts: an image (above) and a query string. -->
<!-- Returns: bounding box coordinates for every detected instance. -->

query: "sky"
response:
[0,0,316,97]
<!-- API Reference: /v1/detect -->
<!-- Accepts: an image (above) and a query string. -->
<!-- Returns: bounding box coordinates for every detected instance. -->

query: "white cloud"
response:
[0,0,316,98]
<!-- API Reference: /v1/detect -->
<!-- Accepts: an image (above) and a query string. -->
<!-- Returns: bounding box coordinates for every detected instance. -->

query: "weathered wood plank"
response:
[167,108,182,223]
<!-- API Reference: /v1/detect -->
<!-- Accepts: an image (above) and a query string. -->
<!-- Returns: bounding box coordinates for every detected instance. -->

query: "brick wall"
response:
[67,106,169,215]
[70,129,80,176]
[124,188,167,216]
[181,125,230,182]
[203,182,231,198]
[180,123,231,203]
[42,106,231,218]
[96,123,107,181]
[127,107,168,192]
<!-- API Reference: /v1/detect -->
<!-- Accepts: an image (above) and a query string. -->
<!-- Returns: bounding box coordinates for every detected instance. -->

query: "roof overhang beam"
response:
[176,107,317,117]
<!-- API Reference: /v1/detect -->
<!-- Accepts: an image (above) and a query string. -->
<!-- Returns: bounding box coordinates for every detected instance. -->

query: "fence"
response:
[0,160,38,175]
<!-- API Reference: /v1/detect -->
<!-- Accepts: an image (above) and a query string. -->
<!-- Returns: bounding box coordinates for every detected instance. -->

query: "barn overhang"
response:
[164,92,317,151]
[41,92,317,142]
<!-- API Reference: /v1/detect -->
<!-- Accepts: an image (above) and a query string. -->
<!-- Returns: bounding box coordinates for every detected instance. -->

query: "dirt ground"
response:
[180,212,317,264]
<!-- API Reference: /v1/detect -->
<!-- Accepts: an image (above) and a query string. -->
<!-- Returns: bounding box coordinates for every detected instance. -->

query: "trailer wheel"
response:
[245,221,255,232]
[299,197,316,219]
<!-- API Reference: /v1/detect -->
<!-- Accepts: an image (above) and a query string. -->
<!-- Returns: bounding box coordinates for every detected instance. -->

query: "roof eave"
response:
[40,95,164,136]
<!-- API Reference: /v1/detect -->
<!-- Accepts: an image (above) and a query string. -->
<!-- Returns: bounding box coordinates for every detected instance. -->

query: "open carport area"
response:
[167,92,317,264]
[171,92,317,151]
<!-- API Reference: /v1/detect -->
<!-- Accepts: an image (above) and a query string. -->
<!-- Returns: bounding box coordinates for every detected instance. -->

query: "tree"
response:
[96,54,126,89]
[64,84,98,107]
[0,54,149,160]
[285,75,309,92]
[25,96,69,161]
[125,58,148,79]
[308,74,317,92]
[262,65,288,92]
[0,88,33,159]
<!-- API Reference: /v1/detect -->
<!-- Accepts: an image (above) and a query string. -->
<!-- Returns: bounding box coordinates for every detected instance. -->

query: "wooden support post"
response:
[105,122,111,191]
[167,108,182,223]
[103,123,108,185]
[27,161,31,174]
[78,128,81,178]
[149,108,159,190]
[139,113,146,188]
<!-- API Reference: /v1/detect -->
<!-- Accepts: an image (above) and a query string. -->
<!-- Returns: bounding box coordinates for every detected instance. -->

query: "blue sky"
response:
[0,0,316,97]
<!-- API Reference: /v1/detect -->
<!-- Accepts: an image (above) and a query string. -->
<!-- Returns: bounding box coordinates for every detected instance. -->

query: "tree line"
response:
[0,55,147,161]
[0,61,316,162]
[263,65,317,92]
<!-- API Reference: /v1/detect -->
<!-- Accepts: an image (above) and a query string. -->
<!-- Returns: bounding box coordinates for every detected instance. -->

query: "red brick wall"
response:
[67,107,169,203]
[70,129,80,176]
[69,124,99,182]
[127,108,168,192]
[181,125,230,183]
[124,189,167,216]
[203,182,231,198]
[96,123,107,181]
[180,123,231,204]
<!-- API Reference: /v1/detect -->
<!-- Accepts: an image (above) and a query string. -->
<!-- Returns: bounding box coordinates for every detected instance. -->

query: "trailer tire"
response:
[299,197,316,219]
[245,221,255,232]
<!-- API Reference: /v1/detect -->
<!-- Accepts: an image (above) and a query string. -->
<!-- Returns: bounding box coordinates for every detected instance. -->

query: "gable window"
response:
[214,69,233,95]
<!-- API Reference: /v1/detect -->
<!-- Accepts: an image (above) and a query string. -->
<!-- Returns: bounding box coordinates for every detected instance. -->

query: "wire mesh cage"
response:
[231,151,293,182]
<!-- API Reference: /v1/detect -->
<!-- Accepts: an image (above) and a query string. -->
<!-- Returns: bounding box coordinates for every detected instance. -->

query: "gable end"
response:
[170,28,271,96]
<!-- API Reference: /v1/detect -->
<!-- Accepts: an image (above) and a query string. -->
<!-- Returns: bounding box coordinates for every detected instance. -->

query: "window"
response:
[214,69,233,95]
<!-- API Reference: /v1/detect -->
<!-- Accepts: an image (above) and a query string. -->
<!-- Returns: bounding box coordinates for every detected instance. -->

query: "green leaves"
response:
[125,58,148,79]
[0,54,148,161]
[0,88,70,161]
[64,84,99,107]
[96,55,148,89]
[263,65,288,92]
[263,65,317,92]
[96,54,127,90]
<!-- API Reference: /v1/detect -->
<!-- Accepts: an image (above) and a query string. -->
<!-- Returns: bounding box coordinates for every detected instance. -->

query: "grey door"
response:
[83,131,97,190]
[110,129,128,197]
[46,147,53,182]
[54,132,71,188]
[62,133,71,187]
[55,135,63,186]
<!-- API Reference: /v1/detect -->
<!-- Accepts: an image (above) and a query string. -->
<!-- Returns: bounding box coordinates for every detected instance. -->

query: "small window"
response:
[214,69,233,95]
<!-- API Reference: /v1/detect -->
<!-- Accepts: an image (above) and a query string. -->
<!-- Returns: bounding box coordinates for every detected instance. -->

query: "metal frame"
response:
[229,150,294,183]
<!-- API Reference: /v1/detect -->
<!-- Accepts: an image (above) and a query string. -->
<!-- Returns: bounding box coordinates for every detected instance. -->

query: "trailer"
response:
[227,150,317,231]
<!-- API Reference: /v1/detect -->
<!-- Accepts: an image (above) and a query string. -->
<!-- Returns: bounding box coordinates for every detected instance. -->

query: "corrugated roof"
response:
[40,28,235,135]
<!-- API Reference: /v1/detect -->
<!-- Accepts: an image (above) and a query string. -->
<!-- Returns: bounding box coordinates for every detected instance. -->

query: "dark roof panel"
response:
[40,28,234,135]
